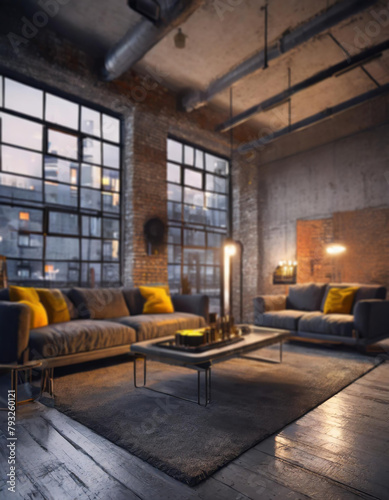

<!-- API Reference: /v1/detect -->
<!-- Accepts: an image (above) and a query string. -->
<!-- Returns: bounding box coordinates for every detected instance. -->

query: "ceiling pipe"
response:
[216,39,389,133]
[237,82,389,153]
[102,0,202,81]
[182,0,380,112]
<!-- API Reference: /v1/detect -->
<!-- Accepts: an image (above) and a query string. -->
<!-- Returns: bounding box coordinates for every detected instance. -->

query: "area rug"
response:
[50,342,378,485]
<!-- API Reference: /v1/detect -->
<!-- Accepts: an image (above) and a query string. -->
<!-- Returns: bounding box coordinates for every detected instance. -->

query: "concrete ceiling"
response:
[17,0,389,135]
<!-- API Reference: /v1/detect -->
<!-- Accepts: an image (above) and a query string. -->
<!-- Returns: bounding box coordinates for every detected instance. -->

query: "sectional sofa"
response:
[0,287,208,368]
[254,282,389,346]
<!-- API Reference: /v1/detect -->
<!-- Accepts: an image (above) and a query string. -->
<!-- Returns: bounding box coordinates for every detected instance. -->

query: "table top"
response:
[130,325,290,366]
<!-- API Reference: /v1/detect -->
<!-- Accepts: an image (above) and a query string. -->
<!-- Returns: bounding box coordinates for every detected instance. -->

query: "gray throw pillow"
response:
[68,288,130,319]
[287,283,327,311]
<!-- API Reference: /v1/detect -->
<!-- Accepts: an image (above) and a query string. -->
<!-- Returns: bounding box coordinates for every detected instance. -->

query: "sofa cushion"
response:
[111,312,205,342]
[36,288,70,324]
[286,283,327,311]
[68,288,130,320]
[19,299,48,329]
[139,285,174,314]
[29,320,136,359]
[122,288,146,315]
[60,289,79,320]
[298,312,355,337]
[257,310,306,331]
[0,288,10,301]
[323,287,359,315]
[320,283,387,313]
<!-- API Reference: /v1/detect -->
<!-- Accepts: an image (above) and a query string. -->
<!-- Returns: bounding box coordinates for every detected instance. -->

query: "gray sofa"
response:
[0,287,208,367]
[254,283,389,345]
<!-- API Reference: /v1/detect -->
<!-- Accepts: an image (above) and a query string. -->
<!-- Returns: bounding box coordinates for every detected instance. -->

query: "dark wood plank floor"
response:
[1,355,388,499]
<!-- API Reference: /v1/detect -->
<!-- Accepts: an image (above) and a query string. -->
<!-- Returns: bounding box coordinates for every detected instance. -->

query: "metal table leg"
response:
[133,356,212,407]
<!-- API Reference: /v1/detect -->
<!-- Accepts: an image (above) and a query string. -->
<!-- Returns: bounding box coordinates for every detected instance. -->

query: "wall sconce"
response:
[326,244,346,255]
[220,239,244,322]
[273,260,297,285]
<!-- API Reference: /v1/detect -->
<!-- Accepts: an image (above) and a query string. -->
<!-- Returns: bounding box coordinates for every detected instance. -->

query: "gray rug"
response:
[51,342,378,485]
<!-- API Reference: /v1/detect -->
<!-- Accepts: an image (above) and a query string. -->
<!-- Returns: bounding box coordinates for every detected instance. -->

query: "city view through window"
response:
[166,138,229,313]
[0,76,122,286]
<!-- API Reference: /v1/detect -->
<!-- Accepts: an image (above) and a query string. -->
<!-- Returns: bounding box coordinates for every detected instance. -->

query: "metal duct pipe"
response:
[182,0,380,111]
[102,0,202,81]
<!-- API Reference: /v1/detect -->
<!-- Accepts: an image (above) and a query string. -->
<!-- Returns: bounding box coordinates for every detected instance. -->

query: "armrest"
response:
[253,295,286,325]
[354,299,389,340]
[172,294,209,323]
[0,301,30,363]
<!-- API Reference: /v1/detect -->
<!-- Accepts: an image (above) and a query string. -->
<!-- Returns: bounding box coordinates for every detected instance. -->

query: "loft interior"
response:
[0,1,388,499]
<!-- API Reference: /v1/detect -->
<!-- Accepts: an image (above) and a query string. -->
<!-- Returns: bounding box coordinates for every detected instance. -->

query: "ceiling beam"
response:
[216,39,389,133]
[182,0,380,112]
[236,82,389,153]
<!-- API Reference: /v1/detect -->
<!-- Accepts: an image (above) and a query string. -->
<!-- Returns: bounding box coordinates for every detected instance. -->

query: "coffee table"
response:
[130,325,290,407]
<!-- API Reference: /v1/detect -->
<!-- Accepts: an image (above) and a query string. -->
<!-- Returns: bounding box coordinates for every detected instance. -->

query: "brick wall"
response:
[296,218,334,283]
[297,208,389,292]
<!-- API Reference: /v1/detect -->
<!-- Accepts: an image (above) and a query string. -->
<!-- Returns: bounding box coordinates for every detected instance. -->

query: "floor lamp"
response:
[221,239,244,323]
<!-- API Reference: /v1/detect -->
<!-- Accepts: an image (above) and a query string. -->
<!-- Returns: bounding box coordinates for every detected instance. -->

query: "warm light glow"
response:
[70,167,78,185]
[102,176,110,186]
[326,244,346,255]
[45,265,54,273]
[19,212,30,221]
[224,244,237,257]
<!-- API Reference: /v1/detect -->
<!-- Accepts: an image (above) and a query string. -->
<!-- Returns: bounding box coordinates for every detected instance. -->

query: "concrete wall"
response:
[250,95,389,301]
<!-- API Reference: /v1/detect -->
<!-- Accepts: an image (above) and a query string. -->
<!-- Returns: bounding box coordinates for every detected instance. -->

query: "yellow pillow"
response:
[18,300,48,329]
[323,287,359,315]
[36,289,70,324]
[139,286,174,314]
[9,285,40,304]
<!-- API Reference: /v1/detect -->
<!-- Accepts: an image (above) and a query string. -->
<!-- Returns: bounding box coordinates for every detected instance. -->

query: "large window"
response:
[0,75,122,286]
[167,138,229,312]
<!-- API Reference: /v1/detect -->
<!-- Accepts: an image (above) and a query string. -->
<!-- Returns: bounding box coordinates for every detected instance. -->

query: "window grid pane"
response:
[0,74,122,286]
[166,139,229,313]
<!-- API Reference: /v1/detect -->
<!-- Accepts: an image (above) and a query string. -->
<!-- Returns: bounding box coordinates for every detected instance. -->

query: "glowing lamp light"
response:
[326,244,346,255]
[224,244,237,257]
[221,240,244,321]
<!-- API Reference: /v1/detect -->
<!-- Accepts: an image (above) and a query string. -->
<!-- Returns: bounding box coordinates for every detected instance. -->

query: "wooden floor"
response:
[1,355,388,499]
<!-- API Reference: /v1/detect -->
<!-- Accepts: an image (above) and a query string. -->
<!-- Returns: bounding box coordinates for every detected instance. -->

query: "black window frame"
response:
[0,72,124,287]
[166,136,230,312]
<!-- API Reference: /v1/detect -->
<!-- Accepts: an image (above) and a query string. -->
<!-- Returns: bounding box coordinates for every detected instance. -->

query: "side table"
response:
[0,360,43,409]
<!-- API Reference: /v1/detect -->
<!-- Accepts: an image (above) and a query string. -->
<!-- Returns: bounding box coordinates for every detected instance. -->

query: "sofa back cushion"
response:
[0,288,10,301]
[68,288,130,319]
[286,283,327,311]
[36,288,71,324]
[320,283,387,313]
[122,288,146,316]
[60,289,79,320]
